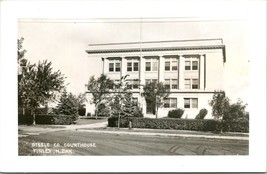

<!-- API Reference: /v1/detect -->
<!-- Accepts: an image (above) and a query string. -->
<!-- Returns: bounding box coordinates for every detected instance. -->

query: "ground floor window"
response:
[163,98,177,108]
[184,98,198,108]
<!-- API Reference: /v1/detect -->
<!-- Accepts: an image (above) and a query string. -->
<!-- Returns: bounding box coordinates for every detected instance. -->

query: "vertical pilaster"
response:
[121,57,126,78]
[158,55,164,82]
[179,55,184,89]
[139,56,145,85]
[200,54,205,90]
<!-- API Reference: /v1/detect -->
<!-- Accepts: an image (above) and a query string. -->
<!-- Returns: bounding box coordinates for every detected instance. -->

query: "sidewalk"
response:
[19,121,249,140]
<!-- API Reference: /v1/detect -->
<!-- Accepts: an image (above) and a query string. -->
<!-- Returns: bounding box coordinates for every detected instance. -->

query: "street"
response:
[19,130,249,155]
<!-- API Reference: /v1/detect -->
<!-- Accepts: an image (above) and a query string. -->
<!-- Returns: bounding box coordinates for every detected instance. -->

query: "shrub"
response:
[131,106,144,117]
[97,103,111,117]
[167,108,184,118]
[108,117,249,133]
[195,108,208,119]
[18,114,78,125]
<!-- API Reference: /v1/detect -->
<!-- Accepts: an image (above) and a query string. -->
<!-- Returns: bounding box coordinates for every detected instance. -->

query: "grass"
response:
[74,116,108,125]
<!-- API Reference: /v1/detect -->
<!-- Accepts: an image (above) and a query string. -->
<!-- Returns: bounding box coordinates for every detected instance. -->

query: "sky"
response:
[18,18,250,105]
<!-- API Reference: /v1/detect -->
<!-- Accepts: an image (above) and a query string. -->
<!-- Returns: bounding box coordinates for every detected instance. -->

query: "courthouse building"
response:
[85,39,226,119]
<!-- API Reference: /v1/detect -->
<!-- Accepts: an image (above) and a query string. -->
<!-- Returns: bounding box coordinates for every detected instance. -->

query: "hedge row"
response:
[108,117,249,133]
[18,114,78,125]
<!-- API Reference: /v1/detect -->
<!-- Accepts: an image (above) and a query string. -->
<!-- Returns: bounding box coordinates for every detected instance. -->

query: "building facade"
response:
[85,39,226,119]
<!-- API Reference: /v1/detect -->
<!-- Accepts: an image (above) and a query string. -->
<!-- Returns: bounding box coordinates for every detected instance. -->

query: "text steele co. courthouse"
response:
[84,39,226,119]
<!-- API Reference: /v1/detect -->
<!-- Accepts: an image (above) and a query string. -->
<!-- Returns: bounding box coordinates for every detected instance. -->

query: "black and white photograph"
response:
[0,0,266,172]
[17,18,250,156]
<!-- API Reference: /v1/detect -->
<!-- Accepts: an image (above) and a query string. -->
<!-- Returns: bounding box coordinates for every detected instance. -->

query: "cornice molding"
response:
[86,45,226,62]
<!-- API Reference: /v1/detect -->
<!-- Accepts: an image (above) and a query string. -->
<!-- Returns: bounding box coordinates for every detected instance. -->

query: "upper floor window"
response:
[164,98,177,108]
[126,79,139,89]
[127,59,139,72]
[145,58,158,72]
[165,58,178,71]
[109,59,121,72]
[145,79,158,85]
[184,79,199,89]
[115,63,120,72]
[185,57,199,71]
[165,79,178,89]
[184,98,198,108]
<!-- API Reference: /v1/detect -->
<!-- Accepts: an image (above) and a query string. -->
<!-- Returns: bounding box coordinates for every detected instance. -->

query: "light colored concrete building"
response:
[85,39,226,119]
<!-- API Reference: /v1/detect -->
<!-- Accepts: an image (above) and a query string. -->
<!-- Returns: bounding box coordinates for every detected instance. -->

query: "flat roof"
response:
[85,39,226,62]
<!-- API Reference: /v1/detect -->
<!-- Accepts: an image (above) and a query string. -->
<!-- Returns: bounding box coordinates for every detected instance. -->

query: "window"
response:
[165,58,178,71]
[145,58,158,71]
[132,79,139,89]
[115,63,120,72]
[185,61,191,70]
[172,79,178,89]
[172,61,178,70]
[164,98,177,108]
[165,79,170,89]
[109,63,114,72]
[184,98,198,108]
[133,62,139,71]
[127,60,139,72]
[165,61,170,71]
[126,79,139,89]
[192,79,199,89]
[152,62,158,71]
[145,62,151,71]
[185,79,199,89]
[184,79,191,89]
[109,59,121,72]
[192,61,198,70]
[145,79,158,85]
[184,98,190,108]
[127,62,132,71]
[165,79,178,89]
[191,98,198,108]
[185,59,199,71]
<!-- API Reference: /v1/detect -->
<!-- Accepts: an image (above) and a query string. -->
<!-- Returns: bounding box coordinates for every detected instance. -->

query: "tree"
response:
[143,81,170,118]
[223,99,247,121]
[209,91,247,121]
[209,91,230,120]
[56,90,79,115]
[18,59,65,125]
[87,74,114,119]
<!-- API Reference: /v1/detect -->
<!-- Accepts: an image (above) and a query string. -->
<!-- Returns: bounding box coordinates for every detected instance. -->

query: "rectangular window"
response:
[172,79,178,89]
[192,61,198,70]
[132,79,139,89]
[184,79,191,89]
[145,62,151,71]
[192,98,198,108]
[132,97,138,106]
[109,63,114,72]
[133,62,139,71]
[165,61,170,71]
[164,98,177,108]
[165,79,170,89]
[170,98,177,108]
[192,79,199,89]
[185,61,191,70]
[152,79,158,84]
[163,99,170,108]
[115,63,120,72]
[184,98,190,108]
[152,62,158,71]
[172,61,178,70]
[127,62,132,72]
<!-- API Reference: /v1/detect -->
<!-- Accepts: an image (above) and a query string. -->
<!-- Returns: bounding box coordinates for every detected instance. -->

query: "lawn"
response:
[74,116,108,125]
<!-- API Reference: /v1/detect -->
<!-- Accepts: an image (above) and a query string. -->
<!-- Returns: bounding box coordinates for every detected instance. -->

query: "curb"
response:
[77,129,249,140]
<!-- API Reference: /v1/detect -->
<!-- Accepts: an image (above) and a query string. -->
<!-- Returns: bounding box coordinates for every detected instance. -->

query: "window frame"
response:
[184,98,198,109]
[164,98,177,108]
